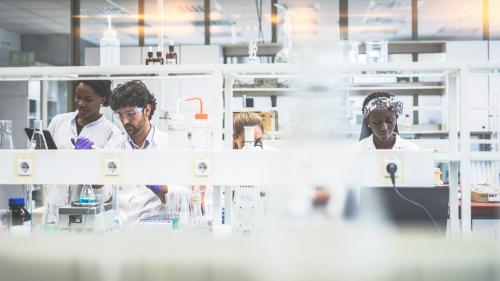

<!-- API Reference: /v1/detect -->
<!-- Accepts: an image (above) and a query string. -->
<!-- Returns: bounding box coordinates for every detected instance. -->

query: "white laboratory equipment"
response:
[247,40,260,64]
[58,202,113,233]
[185,97,213,149]
[166,99,189,149]
[100,16,120,66]
[366,40,388,63]
[232,126,266,234]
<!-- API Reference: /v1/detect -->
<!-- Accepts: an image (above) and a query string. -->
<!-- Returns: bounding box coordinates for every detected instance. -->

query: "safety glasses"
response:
[114,107,144,120]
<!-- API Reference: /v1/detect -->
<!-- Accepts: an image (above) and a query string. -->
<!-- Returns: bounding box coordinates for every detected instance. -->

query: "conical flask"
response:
[79,185,97,204]
[42,203,59,232]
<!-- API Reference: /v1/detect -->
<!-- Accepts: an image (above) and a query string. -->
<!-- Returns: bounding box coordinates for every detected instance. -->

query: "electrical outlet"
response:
[17,158,33,176]
[104,158,120,176]
[194,159,210,177]
[384,158,401,178]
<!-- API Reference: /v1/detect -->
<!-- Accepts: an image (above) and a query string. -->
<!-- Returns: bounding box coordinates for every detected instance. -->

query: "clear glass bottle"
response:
[79,185,97,204]
[0,120,14,149]
[42,203,59,232]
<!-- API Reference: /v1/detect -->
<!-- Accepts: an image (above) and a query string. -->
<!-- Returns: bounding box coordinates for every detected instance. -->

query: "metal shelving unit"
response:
[0,62,498,238]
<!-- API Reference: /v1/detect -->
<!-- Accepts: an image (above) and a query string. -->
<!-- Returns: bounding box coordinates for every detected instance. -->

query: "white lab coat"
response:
[44,112,123,207]
[48,111,123,150]
[100,125,187,226]
[353,134,420,150]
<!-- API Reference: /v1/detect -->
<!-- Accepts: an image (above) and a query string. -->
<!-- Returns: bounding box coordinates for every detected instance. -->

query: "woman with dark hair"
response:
[44,80,123,213]
[48,80,122,150]
[356,92,418,150]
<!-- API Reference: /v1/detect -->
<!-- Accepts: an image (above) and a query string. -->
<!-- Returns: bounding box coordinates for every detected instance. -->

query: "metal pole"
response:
[339,0,348,40]
[204,0,210,45]
[483,0,490,41]
[411,0,418,62]
[271,0,278,43]
[69,0,80,112]
[139,0,145,46]
[460,66,472,237]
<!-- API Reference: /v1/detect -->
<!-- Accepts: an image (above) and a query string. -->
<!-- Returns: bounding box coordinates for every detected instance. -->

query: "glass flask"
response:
[42,204,59,232]
[274,6,299,63]
[31,120,47,150]
[190,186,205,228]
[79,185,97,204]
[0,120,14,149]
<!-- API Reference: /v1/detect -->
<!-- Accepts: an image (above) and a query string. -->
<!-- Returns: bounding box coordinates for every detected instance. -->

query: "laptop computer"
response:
[360,186,449,233]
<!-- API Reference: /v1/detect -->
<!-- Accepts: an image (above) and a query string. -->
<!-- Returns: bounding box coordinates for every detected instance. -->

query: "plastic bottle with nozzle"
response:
[100,16,120,66]
[185,97,212,149]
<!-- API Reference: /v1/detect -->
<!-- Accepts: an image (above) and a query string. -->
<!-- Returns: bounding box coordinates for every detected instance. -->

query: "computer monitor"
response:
[360,186,449,233]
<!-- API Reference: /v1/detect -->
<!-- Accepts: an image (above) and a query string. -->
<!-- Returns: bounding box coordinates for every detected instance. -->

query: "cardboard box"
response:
[233,111,278,133]
[471,186,500,203]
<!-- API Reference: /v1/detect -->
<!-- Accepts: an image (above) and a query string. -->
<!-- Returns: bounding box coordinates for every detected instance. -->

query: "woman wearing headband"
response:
[357,92,418,150]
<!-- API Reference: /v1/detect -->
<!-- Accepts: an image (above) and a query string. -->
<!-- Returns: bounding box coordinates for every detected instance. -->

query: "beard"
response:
[124,125,141,136]
[124,117,146,137]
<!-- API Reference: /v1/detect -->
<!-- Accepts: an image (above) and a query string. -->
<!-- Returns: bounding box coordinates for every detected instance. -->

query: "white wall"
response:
[0,27,21,66]
[446,41,490,132]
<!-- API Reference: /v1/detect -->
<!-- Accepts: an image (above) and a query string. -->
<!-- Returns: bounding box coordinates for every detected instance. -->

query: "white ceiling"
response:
[0,0,69,34]
[0,0,493,46]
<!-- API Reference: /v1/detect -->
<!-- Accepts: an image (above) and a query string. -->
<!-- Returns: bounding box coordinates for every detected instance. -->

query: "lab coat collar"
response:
[128,124,157,150]
[70,111,106,134]
[361,133,405,150]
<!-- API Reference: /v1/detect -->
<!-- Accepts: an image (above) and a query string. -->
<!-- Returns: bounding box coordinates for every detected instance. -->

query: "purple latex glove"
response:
[146,185,162,194]
[71,137,94,150]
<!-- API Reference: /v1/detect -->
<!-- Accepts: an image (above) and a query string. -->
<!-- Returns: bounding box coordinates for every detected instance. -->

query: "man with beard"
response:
[103,80,173,225]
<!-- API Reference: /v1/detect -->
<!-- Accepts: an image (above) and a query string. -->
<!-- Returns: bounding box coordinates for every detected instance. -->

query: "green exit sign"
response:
[9,51,35,66]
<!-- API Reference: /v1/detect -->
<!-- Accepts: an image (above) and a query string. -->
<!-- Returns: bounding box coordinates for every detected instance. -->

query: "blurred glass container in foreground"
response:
[339,41,360,63]
[0,120,14,149]
[0,209,12,233]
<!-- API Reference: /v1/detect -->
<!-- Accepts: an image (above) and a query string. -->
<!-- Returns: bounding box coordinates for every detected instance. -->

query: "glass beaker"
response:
[79,185,97,204]
[0,209,11,233]
[366,40,388,63]
[0,120,14,149]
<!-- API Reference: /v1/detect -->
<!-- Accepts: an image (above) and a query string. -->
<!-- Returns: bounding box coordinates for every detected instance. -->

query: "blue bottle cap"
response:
[9,197,25,206]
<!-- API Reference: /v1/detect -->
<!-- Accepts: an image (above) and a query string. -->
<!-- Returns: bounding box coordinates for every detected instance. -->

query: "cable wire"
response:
[392,182,443,235]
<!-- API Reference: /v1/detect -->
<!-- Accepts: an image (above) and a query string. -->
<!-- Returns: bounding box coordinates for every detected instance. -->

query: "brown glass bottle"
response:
[9,198,30,226]
[156,47,164,65]
[146,47,153,65]
[166,40,177,65]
